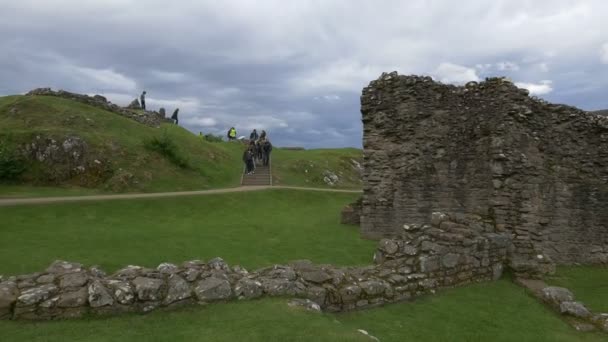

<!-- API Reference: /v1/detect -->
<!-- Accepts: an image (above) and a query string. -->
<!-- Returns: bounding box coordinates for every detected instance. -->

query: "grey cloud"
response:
[1,0,608,147]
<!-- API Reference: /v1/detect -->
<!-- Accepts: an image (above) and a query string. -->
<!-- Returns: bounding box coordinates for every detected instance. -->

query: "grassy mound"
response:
[0,95,362,195]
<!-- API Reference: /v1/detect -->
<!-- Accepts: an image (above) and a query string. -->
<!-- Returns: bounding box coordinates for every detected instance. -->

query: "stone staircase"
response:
[241,160,272,186]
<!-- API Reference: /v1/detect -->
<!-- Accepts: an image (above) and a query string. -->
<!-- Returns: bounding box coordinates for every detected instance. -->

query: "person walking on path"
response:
[171,108,179,125]
[250,129,259,141]
[262,139,273,166]
[227,127,237,141]
[140,91,147,110]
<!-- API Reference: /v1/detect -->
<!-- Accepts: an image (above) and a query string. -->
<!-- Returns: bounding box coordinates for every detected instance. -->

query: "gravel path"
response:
[0,186,362,207]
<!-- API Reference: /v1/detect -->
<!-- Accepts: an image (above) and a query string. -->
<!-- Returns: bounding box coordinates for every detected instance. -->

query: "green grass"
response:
[0,95,362,195]
[546,266,608,313]
[0,281,603,341]
[0,190,604,341]
[0,190,371,275]
[0,184,105,198]
[272,148,363,189]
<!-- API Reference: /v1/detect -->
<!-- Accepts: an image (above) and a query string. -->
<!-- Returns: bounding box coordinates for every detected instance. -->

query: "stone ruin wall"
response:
[0,213,508,320]
[25,88,172,127]
[360,72,608,270]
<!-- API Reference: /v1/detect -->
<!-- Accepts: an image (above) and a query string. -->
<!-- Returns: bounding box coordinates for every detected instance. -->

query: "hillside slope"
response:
[0,94,362,194]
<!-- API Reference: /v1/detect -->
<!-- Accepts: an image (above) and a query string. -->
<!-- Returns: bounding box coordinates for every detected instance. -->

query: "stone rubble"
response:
[0,212,514,321]
[26,88,173,127]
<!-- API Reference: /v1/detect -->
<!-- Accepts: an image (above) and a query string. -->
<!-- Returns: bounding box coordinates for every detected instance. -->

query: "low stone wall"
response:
[0,212,510,320]
[341,198,362,225]
[25,88,172,127]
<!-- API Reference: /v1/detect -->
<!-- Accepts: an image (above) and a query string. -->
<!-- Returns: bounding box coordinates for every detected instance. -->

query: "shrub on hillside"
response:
[144,131,190,169]
[0,142,26,181]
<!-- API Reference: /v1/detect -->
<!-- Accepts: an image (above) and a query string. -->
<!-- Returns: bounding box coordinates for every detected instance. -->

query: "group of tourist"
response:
[242,129,273,175]
[139,90,179,125]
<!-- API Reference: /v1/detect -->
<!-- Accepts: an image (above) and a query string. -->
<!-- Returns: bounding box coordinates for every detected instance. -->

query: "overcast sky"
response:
[1,1,607,148]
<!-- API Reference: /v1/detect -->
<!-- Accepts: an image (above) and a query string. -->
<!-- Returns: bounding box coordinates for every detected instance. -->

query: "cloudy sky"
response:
[1,0,607,148]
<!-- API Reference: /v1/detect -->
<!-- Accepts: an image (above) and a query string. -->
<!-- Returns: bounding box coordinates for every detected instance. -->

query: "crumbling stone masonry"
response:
[360,72,608,273]
[25,88,172,127]
[0,213,508,320]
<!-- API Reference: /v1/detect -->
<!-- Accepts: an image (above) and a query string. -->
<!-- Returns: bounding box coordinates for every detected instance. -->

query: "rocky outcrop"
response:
[26,88,172,127]
[21,135,113,185]
[0,212,511,320]
[360,72,608,273]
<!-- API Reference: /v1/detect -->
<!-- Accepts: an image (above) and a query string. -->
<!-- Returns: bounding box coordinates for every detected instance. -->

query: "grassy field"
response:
[546,266,608,313]
[0,281,603,341]
[0,190,605,341]
[0,190,370,275]
[0,95,362,196]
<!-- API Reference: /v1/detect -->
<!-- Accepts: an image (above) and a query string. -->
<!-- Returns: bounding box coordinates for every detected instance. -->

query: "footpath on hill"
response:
[0,186,362,207]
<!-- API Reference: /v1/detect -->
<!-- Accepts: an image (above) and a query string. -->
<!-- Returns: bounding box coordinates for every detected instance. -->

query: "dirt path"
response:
[0,186,362,207]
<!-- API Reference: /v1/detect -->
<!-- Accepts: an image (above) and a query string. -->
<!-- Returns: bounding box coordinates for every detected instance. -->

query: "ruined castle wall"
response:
[0,213,508,320]
[361,72,608,265]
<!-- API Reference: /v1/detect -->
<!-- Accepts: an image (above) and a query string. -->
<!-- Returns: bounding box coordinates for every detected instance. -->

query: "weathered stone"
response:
[164,275,191,305]
[305,286,327,305]
[260,278,302,297]
[194,277,232,301]
[17,284,58,306]
[46,260,82,275]
[0,282,19,318]
[114,265,144,279]
[133,277,165,301]
[339,285,362,303]
[300,269,332,284]
[57,287,88,308]
[36,274,56,284]
[127,99,141,109]
[359,280,388,297]
[234,278,263,300]
[287,298,321,312]
[106,280,135,305]
[157,263,179,274]
[542,287,574,307]
[441,253,460,268]
[265,266,297,281]
[59,272,89,288]
[419,256,440,273]
[402,245,418,256]
[208,257,229,271]
[431,212,448,227]
[88,280,114,308]
[183,268,201,282]
[89,266,106,278]
[560,301,591,318]
[379,239,399,255]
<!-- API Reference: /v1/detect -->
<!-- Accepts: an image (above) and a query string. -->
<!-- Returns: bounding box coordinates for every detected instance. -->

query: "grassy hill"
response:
[0,94,362,195]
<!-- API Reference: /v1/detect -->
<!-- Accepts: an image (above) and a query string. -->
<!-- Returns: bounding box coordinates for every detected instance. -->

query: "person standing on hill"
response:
[260,130,267,140]
[228,127,237,141]
[171,108,179,125]
[250,129,259,141]
[140,91,146,110]
[262,139,273,166]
